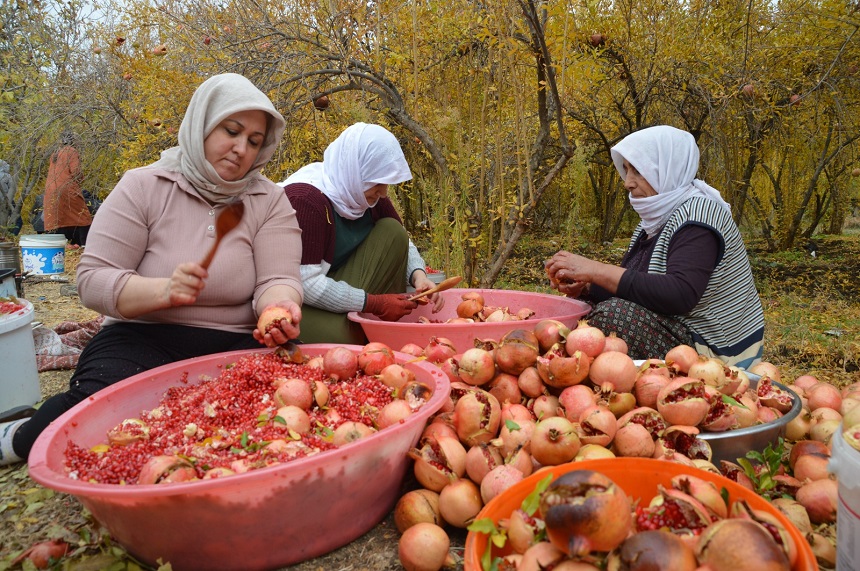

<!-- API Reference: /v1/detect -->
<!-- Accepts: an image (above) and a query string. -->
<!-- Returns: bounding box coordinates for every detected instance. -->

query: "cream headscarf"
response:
[610,125,732,237]
[282,123,412,219]
[151,73,286,204]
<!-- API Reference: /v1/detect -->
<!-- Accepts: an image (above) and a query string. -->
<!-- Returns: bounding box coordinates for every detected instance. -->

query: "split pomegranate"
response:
[453,388,501,447]
[464,442,503,484]
[656,377,710,426]
[256,305,293,334]
[505,508,542,554]
[634,485,712,534]
[663,344,698,374]
[424,336,458,363]
[538,349,590,388]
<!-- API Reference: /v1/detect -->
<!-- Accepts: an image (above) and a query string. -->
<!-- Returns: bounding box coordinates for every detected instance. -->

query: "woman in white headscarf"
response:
[1,73,303,466]
[282,122,442,344]
[545,125,764,367]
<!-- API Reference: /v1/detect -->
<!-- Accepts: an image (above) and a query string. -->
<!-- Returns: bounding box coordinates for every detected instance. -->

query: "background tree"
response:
[1,0,858,279]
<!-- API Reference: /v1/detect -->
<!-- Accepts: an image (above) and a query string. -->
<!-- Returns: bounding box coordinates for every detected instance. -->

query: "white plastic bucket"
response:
[829,425,860,571]
[0,299,41,412]
[20,234,66,275]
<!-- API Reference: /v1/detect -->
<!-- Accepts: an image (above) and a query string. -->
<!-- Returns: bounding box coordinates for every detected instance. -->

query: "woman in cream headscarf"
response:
[282,122,442,344]
[545,125,764,367]
[1,73,303,466]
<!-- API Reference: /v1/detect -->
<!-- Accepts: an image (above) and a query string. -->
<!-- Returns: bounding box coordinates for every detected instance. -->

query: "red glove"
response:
[364,294,418,322]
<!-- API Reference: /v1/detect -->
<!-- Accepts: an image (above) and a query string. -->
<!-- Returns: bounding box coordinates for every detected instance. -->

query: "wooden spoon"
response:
[200,202,245,270]
[407,275,463,302]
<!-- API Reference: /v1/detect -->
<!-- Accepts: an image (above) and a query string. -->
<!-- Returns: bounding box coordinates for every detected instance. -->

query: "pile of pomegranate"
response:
[476,468,799,570]
[392,318,852,570]
[418,292,536,324]
[63,343,435,485]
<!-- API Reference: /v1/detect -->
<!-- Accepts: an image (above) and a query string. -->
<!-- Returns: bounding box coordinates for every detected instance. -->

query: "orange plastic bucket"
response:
[463,457,817,571]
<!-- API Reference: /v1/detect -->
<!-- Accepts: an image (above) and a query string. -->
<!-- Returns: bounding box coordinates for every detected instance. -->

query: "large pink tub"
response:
[28,345,450,571]
[348,288,591,353]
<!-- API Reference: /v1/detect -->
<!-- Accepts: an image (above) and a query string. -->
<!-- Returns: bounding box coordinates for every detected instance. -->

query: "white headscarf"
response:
[151,73,286,204]
[282,123,412,219]
[610,125,732,237]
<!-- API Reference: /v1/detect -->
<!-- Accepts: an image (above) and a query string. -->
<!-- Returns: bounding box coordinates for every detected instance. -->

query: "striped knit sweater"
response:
[629,196,764,368]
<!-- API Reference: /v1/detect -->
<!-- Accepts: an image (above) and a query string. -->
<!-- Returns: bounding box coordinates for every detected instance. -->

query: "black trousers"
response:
[52,226,90,246]
[13,322,261,460]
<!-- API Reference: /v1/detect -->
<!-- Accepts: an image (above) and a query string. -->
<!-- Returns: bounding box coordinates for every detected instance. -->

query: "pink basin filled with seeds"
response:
[348,288,591,354]
[28,344,450,571]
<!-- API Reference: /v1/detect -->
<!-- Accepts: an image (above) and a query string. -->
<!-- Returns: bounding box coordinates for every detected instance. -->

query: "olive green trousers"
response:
[298,218,409,345]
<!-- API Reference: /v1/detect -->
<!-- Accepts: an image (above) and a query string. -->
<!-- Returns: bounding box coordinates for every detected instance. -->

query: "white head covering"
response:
[282,122,412,219]
[151,73,286,204]
[610,125,732,237]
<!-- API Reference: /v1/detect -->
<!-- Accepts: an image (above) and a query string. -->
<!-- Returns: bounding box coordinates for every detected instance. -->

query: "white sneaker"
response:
[0,418,26,466]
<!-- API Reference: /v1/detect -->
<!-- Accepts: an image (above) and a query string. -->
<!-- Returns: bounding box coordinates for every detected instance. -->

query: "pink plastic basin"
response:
[28,344,450,571]
[348,288,591,353]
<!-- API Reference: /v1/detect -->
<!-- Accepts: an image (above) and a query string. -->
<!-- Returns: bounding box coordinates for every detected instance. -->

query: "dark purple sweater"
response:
[589,224,721,315]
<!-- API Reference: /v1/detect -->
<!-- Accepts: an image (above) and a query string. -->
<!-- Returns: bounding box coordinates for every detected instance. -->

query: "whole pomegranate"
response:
[539,470,632,557]
[494,329,540,375]
[605,530,698,571]
[696,518,790,571]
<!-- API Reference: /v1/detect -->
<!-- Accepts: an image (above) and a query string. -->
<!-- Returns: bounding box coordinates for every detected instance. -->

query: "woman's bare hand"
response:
[412,274,445,313]
[165,263,208,307]
[253,300,303,347]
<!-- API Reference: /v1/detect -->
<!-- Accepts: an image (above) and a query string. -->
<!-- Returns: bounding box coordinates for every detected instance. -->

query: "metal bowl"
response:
[698,374,802,465]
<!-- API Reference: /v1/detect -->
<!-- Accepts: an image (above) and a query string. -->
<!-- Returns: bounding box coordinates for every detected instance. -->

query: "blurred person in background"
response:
[43,132,92,246]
